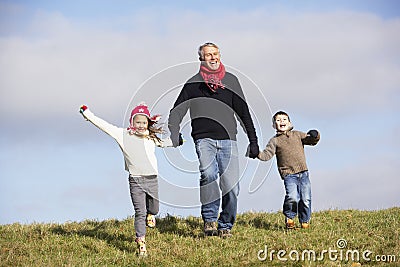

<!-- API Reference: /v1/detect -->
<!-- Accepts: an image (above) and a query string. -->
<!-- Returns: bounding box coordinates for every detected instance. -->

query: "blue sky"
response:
[1,0,399,224]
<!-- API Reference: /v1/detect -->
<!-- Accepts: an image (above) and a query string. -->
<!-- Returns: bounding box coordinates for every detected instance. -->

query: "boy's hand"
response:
[307,129,319,138]
[79,105,88,114]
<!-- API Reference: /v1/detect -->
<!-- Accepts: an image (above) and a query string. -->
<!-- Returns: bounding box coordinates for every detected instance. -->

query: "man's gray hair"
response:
[198,42,219,60]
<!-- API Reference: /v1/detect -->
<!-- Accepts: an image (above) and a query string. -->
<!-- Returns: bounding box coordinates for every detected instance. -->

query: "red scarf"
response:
[200,62,226,92]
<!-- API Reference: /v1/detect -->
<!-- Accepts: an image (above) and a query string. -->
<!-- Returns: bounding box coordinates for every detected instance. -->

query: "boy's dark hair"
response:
[273,111,290,123]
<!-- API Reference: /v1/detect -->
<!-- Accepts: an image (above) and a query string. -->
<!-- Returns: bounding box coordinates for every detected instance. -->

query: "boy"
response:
[257,111,320,229]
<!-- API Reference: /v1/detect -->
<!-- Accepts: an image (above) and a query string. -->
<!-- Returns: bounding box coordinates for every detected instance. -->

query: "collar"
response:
[128,129,150,137]
[275,126,294,137]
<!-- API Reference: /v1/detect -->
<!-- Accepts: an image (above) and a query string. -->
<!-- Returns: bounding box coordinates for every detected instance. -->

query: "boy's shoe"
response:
[286,218,295,229]
[301,222,310,229]
[146,214,156,228]
[135,236,147,257]
[204,221,218,236]
[218,229,232,239]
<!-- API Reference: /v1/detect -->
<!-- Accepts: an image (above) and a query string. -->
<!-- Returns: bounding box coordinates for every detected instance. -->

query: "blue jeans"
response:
[195,138,239,230]
[283,171,312,223]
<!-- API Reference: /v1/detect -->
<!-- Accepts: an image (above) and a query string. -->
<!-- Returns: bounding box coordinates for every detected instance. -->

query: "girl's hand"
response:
[178,133,184,146]
[79,105,88,114]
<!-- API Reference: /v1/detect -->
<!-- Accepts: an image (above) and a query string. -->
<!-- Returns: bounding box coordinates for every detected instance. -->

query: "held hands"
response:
[171,132,185,147]
[246,141,259,159]
[178,133,184,146]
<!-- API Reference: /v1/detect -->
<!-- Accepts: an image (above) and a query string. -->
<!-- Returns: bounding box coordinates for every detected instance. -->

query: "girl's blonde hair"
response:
[148,120,164,143]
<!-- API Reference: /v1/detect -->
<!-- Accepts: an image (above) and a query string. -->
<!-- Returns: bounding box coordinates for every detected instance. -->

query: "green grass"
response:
[1,208,399,266]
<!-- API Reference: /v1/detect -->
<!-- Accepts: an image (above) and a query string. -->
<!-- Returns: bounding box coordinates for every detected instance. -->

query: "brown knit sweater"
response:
[258,129,320,179]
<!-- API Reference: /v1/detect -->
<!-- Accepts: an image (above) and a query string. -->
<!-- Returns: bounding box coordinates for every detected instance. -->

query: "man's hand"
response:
[178,133,184,146]
[246,141,259,159]
[171,132,184,147]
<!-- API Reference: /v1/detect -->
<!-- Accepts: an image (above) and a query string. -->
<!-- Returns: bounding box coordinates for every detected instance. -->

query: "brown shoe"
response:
[286,218,295,229]
[204,221,218,236]
[301,222,310,229]
[218,229,232,239]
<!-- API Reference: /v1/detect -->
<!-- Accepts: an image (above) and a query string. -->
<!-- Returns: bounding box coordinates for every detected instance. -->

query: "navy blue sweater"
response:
[168,72,257,144]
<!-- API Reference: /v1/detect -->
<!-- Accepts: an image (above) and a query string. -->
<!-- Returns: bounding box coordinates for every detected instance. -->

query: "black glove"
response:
[178,133,184,146]
[246,142,259,159]
[307,130,319,138]
[171,132,184,147]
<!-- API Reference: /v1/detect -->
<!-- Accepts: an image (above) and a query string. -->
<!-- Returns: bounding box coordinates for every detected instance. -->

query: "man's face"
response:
[201,46,221,70]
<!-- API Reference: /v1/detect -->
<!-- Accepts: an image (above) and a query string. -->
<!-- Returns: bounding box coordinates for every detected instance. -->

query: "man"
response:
[168,42,259,238]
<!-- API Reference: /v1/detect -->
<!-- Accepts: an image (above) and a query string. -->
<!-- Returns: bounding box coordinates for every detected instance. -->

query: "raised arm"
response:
[79,105,124,146]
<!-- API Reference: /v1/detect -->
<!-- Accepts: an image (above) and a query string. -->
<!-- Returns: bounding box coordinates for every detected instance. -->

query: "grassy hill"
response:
[1,208,399,266]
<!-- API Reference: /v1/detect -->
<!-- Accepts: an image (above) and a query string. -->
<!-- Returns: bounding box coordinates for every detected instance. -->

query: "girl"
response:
[79,102,180,256]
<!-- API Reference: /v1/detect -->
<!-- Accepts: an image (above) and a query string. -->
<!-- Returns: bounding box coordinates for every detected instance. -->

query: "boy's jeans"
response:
[195,138,239,230]
[283,171,312,223]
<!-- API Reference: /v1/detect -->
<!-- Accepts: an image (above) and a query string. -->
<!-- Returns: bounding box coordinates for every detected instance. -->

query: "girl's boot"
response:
[135,236,147,257]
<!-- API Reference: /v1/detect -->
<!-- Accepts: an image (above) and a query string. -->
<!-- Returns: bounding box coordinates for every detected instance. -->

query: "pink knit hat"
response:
[129,102,160,124]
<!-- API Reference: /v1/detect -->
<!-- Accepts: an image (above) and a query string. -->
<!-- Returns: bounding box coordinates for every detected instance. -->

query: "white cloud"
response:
[1,9,399,121]
[222,12,400,116]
